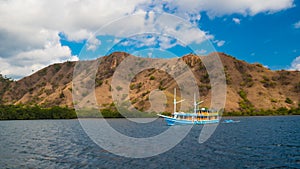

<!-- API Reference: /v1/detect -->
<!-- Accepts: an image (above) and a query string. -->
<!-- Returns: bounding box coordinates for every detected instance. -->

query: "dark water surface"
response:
[0,116,300,169]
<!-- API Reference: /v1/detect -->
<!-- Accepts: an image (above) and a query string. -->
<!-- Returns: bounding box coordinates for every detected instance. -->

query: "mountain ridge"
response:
[0,52,299,114]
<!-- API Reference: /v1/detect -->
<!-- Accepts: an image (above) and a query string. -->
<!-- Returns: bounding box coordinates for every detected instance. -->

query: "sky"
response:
[0,0,300,80]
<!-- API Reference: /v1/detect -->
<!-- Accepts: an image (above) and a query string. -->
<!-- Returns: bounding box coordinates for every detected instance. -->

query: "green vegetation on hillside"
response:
[0,102,159,120]
[0,105,77,120]
[0,74,13,104]
[224,106,300,116]
[238,90,255,114]
[0,104,299,120]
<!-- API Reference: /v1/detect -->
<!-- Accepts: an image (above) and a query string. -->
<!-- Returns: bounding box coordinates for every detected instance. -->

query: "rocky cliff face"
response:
[0,52,299,113]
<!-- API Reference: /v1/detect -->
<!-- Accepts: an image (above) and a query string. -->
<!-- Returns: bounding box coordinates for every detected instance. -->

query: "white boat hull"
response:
[158,114,219,126]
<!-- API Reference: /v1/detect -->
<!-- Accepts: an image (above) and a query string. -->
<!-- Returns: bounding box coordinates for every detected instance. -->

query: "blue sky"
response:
[199,4,300,70]
[59,0,300,71]
[0,0,300,79]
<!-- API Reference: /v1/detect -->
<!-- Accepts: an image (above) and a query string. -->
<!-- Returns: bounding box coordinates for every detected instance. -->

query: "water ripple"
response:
[0,116,299,168]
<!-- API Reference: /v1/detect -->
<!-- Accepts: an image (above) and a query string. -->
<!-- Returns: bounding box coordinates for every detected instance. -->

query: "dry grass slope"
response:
[0,52,299,114]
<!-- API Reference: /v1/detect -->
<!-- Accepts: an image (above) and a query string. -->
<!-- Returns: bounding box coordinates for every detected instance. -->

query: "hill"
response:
[0,52,299,114]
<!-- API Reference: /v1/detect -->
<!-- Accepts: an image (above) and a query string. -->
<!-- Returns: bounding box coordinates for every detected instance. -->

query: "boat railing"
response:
[173,112,219,117]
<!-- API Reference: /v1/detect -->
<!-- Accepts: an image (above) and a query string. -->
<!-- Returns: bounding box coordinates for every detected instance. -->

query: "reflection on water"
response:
[0,116,300,168]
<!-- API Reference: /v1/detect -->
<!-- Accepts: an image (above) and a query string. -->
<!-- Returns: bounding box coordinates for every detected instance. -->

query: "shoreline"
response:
[1,114,300,121]
[1,104,299,120]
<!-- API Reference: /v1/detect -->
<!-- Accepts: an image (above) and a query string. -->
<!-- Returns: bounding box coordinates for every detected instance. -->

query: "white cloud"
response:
[118,35,178,50]
[0,44,78,79]
[0,29,78,79]
[87,36,101,51]
[293,21,300,29]
[0,0,295,79]
[113,38,121,44]
[290,56,300,70]
[100,12,212,50]
[120,36,156,48]
[0,0,146,79]
[232,18,241,24]
[144,0,294,18]
[196,49,207,54]
[147,52,153,58]
[215,40,225,47]
[158,36,178,49]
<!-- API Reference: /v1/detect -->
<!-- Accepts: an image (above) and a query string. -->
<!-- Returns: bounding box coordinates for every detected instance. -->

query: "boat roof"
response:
[173,112,219,116]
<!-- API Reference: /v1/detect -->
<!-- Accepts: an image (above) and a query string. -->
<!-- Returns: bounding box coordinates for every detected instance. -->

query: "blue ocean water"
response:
[0,116,299,169]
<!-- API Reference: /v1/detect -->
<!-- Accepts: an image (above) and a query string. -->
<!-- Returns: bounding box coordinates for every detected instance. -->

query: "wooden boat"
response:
[157,89,219,126]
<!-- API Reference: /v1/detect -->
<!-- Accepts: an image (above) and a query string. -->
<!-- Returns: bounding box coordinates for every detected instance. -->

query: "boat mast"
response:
[194,93,197,114]
[173,88,184,114]
[194,94,204,114]
[174,88,176,113]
